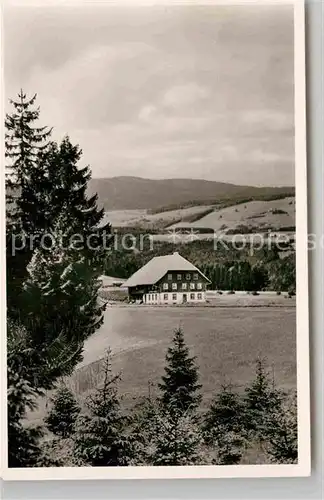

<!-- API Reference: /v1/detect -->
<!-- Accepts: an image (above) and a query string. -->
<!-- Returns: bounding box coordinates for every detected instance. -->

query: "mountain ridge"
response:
[88,176,294,211]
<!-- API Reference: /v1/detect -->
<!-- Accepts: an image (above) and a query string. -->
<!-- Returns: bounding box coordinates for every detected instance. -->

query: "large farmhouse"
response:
[123,252,211,304]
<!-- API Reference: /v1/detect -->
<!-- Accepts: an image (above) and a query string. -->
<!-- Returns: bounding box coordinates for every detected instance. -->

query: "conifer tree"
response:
[243,358,282,442]
[21,217,105,347]
[5,90,52,227]
[7,320,81,467]
[18,136,111,346]
[35,136,110,255]
[150,404,203,466]
[264,391,298,464]
[45,385,80,438]
[203,385,246,464]
[158,328,202,414]
[74,352,133,466]
[5,91,52,316]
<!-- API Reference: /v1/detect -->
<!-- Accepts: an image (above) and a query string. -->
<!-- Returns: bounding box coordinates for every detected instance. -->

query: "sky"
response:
[4,3,295,186]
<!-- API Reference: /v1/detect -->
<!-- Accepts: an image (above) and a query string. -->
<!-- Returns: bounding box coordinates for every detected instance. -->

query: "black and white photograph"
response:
[1,0,310,480]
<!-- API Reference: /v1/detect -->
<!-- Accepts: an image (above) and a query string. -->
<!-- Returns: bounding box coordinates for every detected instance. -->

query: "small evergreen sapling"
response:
[203,384,246,464]
[74,352,133,466]
[243,358,282,443]
[264,391,298,464]
[149,403,204,466]
[158,328,202,414]
[45,385,80,438]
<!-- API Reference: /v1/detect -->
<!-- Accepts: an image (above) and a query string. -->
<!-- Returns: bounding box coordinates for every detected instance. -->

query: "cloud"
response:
[138,105,158,122]
[163,83,210,109]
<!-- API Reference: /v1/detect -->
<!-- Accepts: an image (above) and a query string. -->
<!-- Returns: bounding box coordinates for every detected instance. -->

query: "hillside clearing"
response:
[168,197,295,233]
[100,196,295,233]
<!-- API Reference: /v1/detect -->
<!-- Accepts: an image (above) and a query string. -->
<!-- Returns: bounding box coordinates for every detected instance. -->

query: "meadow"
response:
[70,304,296,409]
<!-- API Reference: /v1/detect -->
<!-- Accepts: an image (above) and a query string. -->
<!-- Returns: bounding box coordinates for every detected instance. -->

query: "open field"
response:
[102,205,215,229]
[29,302,296,424]
[73,305,296,406]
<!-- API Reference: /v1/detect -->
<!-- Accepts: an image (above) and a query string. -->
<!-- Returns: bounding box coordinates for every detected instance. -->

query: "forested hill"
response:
[88,176,294,211]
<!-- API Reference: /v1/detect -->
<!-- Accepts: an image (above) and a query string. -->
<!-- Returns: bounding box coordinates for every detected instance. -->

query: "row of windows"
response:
[163,293,203,301]
[146,292,203,301]
[163,282,202,291]
[167,273,199,281]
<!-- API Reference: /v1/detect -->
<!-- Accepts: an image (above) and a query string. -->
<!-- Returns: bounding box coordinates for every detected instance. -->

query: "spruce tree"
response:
[45,385,80,438]
[18,136,111,346]
[158,328,202,414]
[243,358,282,442]
[74,352,133,466]
[264,391,298,464]
[150,404,203,466]
[7,320,81,467]
[5,90,52,227]
[21,218,105,347]
[35,136,111,254]
[203,385,246,464]
[5,91,52,316]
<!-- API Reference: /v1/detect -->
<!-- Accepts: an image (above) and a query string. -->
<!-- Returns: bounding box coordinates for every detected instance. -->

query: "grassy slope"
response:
[165,197,295,232]
[101,196,295,232]
[29,300,296,427]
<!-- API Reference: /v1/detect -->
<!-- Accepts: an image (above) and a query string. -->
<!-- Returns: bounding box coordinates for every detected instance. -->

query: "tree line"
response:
[104,247,296,293]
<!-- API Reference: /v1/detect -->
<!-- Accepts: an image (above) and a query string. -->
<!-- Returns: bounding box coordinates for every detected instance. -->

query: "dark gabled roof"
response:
[123,252,210,287]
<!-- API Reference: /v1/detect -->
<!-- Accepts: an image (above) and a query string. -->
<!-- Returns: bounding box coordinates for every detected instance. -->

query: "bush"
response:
[271,209,288,215]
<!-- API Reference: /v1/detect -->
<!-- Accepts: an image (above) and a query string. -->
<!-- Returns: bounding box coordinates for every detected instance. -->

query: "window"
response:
[190,283,195,290]
[186,273,191,280]
[190,293,195,300]
[172,293,177,301]
[172,283,177,290]
[197,283,202,290]
[182,283,187,290]
[177,274,182,280]
[164,294,168,301]
[197,293,202,300]
[163,283,168,290]
[193,273,199,280]
[167,273,172,281]
[155,294,158,300]
[148,294,151,301]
